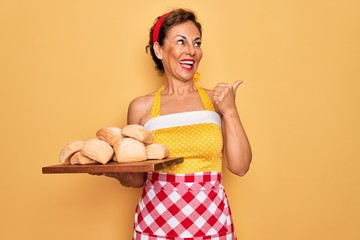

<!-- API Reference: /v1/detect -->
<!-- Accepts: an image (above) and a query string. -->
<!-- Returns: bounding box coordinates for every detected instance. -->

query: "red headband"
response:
[152,12,170,43]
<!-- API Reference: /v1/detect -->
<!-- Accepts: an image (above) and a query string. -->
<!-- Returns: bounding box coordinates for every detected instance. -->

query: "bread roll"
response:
[113,138,147,163]
[70,152,97,165]
[121,124,153,145]
[59,140,85,164]
[96,127,123,146]
[146,144,169,159]
[81,139,114,164]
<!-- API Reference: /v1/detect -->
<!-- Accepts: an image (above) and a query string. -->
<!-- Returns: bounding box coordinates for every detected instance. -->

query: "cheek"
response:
[165,48,182,61]
[197,50,203,61]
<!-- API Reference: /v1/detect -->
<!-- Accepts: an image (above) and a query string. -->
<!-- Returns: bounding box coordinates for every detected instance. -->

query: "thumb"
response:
[232,80,243,92]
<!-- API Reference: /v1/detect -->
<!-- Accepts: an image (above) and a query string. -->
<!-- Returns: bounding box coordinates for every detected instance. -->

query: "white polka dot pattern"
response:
[153,123,223,173]
[150,85,223,174]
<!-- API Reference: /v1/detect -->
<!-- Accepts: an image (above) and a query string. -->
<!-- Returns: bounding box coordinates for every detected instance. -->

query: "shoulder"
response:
[201,87,222,115]
[129,93,154,110]
[127,91,156,125]
[201,87,212,96]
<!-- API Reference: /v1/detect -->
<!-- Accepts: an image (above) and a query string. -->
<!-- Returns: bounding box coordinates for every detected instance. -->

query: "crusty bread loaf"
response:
[81,139,114,164]
[70,152,97,165]
[121,124,153,145]
[59,140,85,164]
[96,127,123,146]
[146,144,169,159]
[112,153,118,162]
[113,138,147,163]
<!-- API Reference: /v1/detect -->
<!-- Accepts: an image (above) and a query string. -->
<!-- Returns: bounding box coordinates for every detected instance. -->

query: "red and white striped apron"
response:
[133,171,237,239]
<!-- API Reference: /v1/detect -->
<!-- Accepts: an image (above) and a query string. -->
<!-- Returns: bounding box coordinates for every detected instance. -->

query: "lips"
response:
[179,59,195,70]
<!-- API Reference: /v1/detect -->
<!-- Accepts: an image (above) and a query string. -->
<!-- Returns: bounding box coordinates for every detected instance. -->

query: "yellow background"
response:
[1,0,359,239]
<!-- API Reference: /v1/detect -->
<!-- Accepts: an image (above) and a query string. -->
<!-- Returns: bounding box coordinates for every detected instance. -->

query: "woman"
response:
[106,8,252,239]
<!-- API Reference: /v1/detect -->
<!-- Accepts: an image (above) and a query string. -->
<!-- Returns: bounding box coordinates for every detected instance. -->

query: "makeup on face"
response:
[161,21,203,81]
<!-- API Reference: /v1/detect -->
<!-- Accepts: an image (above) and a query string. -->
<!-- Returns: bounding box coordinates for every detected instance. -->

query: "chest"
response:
[160,94,205,115]
[152,123,223,157]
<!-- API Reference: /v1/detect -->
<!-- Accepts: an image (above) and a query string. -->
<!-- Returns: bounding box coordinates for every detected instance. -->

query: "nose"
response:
[186,44,195,56]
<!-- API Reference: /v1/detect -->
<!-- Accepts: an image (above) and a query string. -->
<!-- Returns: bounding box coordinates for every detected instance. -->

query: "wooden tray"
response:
[42,157,184,174]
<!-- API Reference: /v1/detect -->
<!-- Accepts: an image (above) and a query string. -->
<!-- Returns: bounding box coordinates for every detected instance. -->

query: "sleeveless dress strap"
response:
[196,84,215,111]
[150,86,164,119]
[150,84,215,119]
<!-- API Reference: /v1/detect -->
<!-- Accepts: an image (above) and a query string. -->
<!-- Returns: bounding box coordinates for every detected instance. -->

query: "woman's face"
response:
[160,21,202,82]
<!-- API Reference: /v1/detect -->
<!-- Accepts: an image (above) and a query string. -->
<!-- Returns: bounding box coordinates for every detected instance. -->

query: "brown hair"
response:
[146,9,202,74]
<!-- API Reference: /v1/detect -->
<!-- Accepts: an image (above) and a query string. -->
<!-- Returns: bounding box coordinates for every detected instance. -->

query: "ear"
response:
[153,42,163,60]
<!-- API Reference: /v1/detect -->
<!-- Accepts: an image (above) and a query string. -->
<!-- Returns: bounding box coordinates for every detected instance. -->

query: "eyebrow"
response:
[174,35,201,42]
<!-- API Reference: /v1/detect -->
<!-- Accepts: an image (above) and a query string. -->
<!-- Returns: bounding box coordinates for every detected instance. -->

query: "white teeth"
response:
[180,60,194,65]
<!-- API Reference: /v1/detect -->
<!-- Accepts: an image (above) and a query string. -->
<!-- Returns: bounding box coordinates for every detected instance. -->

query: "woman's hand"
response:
[90,172,146,188]
[212,80,243,114]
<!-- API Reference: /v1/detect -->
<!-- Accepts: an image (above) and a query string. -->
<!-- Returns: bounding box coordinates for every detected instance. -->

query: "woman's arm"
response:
[100,172,146,188]
[211,81,252,176]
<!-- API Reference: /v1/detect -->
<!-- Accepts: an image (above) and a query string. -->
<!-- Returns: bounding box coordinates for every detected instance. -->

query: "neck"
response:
[162,80,197,96]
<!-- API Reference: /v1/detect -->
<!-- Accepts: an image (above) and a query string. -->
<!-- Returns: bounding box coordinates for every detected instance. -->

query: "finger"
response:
[213,95,222,105]
[232,80,243,92]
[216,82,231,88]
[212,88,224,98]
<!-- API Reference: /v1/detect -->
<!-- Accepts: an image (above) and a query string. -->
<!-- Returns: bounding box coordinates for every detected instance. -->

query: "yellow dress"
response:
[144,84,223,173]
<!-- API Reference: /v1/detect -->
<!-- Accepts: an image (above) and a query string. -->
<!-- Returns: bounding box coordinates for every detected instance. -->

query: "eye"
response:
[177,39,185,45]
[194,41,202,47]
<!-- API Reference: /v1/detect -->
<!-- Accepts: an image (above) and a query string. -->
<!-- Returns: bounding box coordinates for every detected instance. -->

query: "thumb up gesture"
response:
[212,80,243,113]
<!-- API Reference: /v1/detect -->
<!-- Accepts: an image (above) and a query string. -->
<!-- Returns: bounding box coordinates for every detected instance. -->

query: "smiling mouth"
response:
[179,60,194,70]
